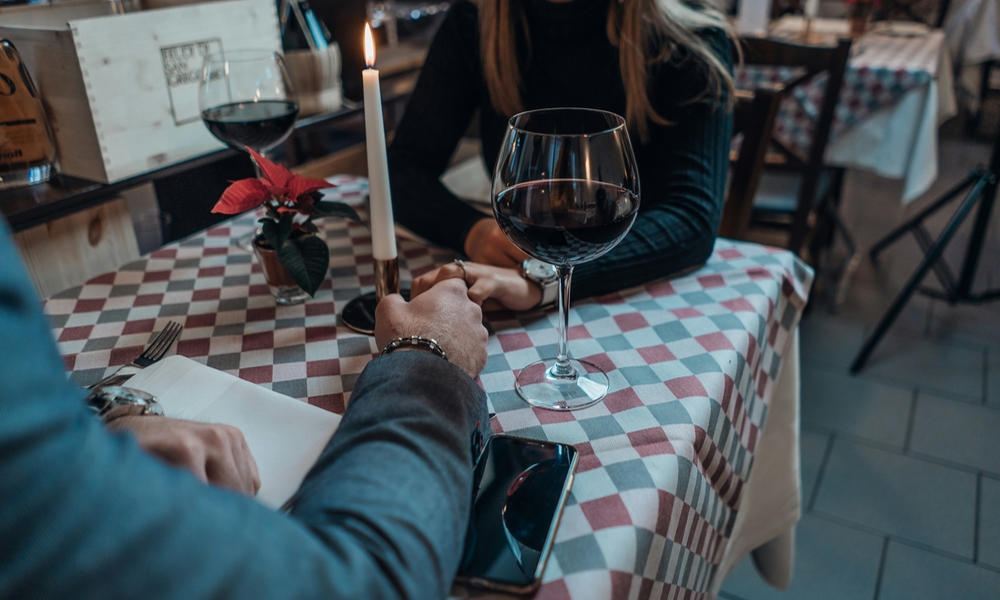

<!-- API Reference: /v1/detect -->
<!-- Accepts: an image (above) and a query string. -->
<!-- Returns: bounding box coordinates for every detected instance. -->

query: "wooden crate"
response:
[0,0,280,183]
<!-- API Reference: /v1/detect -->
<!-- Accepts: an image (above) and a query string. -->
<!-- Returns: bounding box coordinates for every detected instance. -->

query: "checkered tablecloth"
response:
[44,192,813,599]
[736,26,946,163]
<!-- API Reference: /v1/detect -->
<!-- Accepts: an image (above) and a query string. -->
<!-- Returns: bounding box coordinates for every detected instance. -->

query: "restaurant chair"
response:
[738,36,852,257]
[720,84,784,239]
[971,60,999,138]
[882,0,952,27]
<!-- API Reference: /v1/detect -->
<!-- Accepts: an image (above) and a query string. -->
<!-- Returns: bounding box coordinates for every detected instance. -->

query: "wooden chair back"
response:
[740,36,852,253]
[721,85,783,239]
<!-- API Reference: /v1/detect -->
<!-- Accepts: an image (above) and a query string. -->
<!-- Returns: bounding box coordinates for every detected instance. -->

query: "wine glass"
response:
[492,108,640,411]
[199,50,299,157]
[199,50,299,249]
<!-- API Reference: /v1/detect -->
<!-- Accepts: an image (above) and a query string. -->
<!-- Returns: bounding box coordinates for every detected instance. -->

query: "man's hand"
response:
[411,262,542,312]
[108,416,261,496]
[463,219,528,268]
[375,279,489,378]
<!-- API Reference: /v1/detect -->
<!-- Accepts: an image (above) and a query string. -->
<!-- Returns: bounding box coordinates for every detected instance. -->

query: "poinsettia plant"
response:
[212,148,360,297]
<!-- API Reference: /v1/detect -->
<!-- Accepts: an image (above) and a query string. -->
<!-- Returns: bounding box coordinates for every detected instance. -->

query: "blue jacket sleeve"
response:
[0,219,489,599]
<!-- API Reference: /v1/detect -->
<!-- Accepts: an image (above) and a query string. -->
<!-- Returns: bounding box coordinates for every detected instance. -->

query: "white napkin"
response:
[125,356,341,510]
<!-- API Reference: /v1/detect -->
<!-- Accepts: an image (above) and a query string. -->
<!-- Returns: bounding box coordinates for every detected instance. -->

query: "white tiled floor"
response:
[719,122,1000,599]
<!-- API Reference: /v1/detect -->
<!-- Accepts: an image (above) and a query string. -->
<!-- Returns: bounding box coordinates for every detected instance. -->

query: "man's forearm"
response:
[291,351,491,598]
[1,212,490,598]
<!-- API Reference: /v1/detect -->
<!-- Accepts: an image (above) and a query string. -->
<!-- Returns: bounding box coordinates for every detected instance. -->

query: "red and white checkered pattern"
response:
[45,197,812,599]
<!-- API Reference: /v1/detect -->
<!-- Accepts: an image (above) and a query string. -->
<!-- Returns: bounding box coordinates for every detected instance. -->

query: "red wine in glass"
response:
[200,50,299,251]
[492,108,640,411]
[494,179,638,265]
[199,50,299,156]
[201,100,299,153]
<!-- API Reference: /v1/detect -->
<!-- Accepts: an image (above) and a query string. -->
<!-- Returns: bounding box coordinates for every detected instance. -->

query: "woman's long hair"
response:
[478,0,735,142]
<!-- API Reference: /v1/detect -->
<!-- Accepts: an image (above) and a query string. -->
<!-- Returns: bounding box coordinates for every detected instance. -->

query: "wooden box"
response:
[0,0,280,183]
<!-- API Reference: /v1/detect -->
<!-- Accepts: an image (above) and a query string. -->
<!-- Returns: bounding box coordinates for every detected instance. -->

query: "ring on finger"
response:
[453,259,468,283]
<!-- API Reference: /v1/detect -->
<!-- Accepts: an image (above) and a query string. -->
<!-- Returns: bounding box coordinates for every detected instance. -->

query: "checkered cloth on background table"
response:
[44,184,813,599]
[735,30,945,162]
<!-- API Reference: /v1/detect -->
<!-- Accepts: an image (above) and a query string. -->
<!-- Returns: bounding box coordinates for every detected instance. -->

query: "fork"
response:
[87,321,184,390]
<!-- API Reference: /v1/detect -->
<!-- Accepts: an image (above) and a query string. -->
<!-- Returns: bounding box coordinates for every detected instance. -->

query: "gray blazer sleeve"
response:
[0,219,490,600]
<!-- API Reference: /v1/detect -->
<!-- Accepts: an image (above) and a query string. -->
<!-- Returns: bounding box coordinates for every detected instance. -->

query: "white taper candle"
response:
[362,23,397,261]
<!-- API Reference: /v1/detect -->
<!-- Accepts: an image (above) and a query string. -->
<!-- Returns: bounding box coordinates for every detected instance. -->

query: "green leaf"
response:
[312,201,362,223]
[259,214,294,250]
[277,234,329,297]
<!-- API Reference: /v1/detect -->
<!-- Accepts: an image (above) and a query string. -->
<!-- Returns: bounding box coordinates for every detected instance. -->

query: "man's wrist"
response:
[87,386,164,423]
[380,335,449,362]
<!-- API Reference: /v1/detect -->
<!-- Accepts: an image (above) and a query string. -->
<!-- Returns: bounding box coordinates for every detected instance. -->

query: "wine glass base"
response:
[515,358,609,411]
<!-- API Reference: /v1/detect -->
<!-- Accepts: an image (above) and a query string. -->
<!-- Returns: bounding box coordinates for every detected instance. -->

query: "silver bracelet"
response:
[380,335,448,361]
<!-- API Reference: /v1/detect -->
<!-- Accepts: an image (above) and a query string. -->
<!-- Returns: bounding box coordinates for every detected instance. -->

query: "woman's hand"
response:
[463,219,528,268]
[411,262,542,312]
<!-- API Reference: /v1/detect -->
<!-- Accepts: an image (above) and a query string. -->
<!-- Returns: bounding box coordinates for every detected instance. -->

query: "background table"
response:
[943,0,1000,116]
[944,0,1000,66]
[739,17,957,202]
[44,197,812,599]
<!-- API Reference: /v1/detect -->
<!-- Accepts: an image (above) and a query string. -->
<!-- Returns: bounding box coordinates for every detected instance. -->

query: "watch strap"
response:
[539,278,559,307]
[522,259,559,308]
[86,386,164,423]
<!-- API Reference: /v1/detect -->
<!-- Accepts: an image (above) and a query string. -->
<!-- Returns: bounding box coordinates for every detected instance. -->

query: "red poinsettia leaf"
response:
[247,147,294,190]
[287,174,334,202]
[213,178,270,214]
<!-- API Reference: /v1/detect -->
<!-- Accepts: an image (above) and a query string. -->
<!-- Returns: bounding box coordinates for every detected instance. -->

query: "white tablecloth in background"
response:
[826,43,956,202]
[944,0,1000,112]
[945,0,1000,65]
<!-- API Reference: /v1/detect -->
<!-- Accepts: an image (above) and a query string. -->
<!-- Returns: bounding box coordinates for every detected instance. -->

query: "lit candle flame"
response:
[364,23,375,68]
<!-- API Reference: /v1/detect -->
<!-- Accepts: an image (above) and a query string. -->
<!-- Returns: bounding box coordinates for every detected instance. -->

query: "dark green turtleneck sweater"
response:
[388,0,733,299]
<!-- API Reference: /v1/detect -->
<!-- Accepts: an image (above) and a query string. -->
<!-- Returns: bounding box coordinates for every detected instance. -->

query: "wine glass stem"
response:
[552,264,575,379]
[251,149,265,179]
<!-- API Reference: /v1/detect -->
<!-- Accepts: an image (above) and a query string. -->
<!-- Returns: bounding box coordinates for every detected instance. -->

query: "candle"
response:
[362,23,397,261]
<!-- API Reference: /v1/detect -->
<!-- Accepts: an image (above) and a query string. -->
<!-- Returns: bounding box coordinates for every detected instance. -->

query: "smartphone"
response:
[455,434,578,595]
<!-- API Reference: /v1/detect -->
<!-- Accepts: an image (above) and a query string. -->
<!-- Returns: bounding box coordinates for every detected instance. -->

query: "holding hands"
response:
[375,279,490,378]
[411,261,542,313]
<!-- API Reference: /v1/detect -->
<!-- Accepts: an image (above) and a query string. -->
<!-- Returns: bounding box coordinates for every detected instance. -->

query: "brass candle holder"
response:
[341,257,406,335]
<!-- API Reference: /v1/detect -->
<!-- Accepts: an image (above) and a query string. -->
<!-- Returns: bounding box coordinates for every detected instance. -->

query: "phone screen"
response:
[457,435,577,590]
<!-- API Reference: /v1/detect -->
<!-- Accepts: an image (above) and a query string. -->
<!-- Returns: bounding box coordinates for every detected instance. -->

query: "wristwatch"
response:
[86,386,164,423]
[521,259,559,308]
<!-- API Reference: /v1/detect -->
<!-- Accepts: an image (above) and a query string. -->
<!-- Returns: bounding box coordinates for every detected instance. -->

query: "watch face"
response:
[525,260,558,282]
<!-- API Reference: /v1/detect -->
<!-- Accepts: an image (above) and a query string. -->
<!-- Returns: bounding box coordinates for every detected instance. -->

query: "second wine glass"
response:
[200,50,299,251]
[199,50,299,158]
[492,108,640,411]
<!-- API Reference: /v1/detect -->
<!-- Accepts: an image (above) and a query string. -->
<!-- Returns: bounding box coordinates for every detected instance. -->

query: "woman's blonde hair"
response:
[478,0,735,142]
